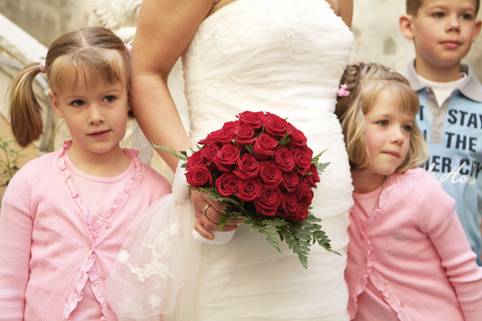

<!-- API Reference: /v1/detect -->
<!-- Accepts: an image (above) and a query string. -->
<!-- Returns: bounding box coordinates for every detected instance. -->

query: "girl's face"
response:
[358,88,414,189]
[51,75,129,160]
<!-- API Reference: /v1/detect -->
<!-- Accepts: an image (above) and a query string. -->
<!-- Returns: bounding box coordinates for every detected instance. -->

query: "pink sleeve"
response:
[0,165,35,321]
[420,181,482,321]
[143,165,171,200]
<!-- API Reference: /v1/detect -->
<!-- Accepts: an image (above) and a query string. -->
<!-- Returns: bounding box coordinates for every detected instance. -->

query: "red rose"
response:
[199,130,220,145]
[297,181,314,207]
[282,171,301,192]
[200,144,220,162]
[306,164,320,187]
[236,178,263,201]
[254,188,282,217]
[185,165,212,188]
[292,207,309,222]
[274,146,295,172]
[259,161,283,187]
[235,123,256,145]
[237,111,264,129]
[216,122,237,144]
[186,150,206,170]
[234,153,260,179]
[213,144,240,171]
[288,126,308,148]
[291,148,313,175]
[282,193,299,216]
[253,133,279,159]
[264,112,290,138]
[216,173,239,197]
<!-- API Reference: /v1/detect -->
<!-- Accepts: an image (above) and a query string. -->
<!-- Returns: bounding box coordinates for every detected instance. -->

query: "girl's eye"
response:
[103,95,117,103]
[70,99,85,107]
[375,120,389,127]
[403,124,413,132]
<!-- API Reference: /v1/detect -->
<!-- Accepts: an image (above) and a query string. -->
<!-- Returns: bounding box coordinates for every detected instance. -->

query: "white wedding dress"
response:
[107,1,354,320]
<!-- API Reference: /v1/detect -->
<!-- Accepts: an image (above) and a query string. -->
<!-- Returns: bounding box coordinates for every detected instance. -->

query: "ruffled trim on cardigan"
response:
[56,141,144,320]
[348,172,417,321]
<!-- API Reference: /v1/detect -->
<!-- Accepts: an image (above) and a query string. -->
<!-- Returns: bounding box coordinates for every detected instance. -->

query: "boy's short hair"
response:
[406,0,480,15]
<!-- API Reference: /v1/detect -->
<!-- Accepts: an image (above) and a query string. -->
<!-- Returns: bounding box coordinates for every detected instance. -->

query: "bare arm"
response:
[327,0,353,27]
[133,0,238,239]
[132,0,214,170]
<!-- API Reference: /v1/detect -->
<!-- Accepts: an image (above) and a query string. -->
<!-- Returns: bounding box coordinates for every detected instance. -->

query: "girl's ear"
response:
[48,89,64,118]
[399,15,415,40]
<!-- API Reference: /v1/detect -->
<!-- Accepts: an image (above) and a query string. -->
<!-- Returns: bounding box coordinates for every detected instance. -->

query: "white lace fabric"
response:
[106,194,186,320]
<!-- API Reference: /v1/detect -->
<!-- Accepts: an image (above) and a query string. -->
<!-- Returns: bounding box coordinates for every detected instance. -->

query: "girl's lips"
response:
[87,129,111,138]
[383,151,400,158]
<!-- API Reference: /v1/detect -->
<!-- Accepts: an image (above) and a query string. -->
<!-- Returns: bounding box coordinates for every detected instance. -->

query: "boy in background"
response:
[400,0,482,264]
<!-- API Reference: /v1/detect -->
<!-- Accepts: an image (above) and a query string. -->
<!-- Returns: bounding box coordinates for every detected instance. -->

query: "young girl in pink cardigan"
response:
[335,63,482,321]
[0,27,170,321]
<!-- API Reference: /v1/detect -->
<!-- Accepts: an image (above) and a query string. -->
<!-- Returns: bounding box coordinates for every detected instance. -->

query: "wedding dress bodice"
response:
[183,0,353,141]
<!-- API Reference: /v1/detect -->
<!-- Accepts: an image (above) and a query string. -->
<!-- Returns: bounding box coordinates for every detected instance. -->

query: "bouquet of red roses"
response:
[156,111,334,268]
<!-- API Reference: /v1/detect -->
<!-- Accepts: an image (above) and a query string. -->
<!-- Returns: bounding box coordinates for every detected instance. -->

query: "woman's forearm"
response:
[130,0,214,171]
[131,73,191,171]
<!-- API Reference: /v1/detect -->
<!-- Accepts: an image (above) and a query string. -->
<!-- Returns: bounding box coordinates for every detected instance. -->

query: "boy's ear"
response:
[48,89,64,119]
[399,15,415,40]
[471,20,482,43]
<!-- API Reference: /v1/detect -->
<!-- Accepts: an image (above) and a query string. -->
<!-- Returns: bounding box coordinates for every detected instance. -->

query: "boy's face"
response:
[400,0,481,71]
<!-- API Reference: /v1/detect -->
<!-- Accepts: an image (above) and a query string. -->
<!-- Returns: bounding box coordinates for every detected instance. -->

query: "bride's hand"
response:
[191,190,241,240]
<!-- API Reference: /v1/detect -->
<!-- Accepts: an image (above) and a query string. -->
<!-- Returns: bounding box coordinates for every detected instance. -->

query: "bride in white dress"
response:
[109,0,354,320]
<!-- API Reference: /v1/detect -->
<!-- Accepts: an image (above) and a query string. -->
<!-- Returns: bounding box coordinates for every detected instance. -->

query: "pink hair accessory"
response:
[125,43,132,54]
[337,84,350,97]
[38,59,46,73]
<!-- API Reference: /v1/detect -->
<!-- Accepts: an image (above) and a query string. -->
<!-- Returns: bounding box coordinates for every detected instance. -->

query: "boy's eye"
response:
[103,95,117,103]
[431,11,445,18]
[70,99,85,107]
[461,13,475,20]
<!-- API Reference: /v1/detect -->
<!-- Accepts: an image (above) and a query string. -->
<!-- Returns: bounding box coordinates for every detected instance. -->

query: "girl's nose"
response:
[389,126,405,144]
[88,104,104,125]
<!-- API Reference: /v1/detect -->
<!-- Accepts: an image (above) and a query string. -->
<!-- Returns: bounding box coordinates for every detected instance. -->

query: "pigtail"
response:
[335,63,364,118]
[9,63,45,147]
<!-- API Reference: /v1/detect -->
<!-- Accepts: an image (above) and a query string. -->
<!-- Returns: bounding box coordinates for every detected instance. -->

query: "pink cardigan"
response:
[345,168,482,321]
[0,145,170,321]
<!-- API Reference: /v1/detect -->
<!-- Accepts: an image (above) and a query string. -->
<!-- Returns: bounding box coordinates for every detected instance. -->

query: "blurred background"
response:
[0,0,481,198]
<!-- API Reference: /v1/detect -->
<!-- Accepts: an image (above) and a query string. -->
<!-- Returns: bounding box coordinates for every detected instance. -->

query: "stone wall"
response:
[0,0,92,46]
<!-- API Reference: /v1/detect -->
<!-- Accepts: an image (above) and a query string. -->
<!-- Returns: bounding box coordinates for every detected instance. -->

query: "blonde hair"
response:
[9,27,130,147]
[335,63,428,173]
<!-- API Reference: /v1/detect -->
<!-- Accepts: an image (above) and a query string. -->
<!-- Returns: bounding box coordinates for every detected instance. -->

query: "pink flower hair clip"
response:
[38,59,46,73]
[125,43,132,55]
[337,84,350,97]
